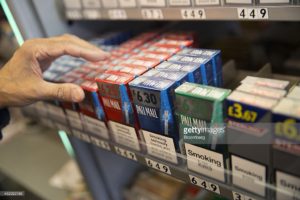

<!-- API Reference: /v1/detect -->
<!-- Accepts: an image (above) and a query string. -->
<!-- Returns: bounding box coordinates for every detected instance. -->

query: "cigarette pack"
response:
[272,97,300,198]
[168,55,214,85]
[129,76,179,147]
[177,48,222,87]
[143,69,188,86]
[109,65,148,77]
[175,82,230,151]
[95,71,137,126]
[80,80,106,121]
[155,61,203,84]
[121,57,161,69]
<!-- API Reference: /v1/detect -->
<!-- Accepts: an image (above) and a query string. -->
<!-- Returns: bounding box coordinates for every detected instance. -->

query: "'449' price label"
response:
[189,175,220,194]
[237,8,268,20]
[145,158,171,175]
[181,9,206,20]
[232,191,256,200]
[114,146,137,161]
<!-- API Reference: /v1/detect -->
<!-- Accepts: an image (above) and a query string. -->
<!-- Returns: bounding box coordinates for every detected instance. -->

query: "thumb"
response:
[41,81,85,102]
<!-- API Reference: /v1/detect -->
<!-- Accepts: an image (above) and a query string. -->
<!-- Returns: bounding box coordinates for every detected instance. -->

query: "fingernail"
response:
[72,87,84,102]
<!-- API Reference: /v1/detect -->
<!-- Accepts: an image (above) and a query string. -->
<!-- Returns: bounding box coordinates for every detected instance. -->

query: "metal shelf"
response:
[65,6,300,21]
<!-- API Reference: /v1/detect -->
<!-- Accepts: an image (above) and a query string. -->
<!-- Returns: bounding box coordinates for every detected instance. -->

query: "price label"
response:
[66,10,83,20]
[72,129,91,143]
[64,0,81,9]
[145,158,171,175]
[233,191,256,200]
[275,119,300,142]
[82,0,101,8]
[237,8,269,20]
[141,9,164,19]
[83,9,101,19]
[90,136,111,151]
[108,9,128,19]
[181,9,206,20]
[189,175,220,194]
[228,102,258,122]
[114,146,137,161]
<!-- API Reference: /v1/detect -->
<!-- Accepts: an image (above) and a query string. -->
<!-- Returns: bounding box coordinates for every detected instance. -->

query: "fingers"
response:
[23,34,110,62]
[40,81,85,102]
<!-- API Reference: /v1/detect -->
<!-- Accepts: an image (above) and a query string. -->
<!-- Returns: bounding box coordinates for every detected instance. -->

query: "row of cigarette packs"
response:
[26,30,300,199]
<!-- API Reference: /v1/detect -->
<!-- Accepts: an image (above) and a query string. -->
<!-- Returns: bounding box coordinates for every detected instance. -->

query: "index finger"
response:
[32,35,110,62]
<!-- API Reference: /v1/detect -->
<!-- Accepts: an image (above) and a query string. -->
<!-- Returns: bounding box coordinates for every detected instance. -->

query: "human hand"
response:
[0,34,109,108]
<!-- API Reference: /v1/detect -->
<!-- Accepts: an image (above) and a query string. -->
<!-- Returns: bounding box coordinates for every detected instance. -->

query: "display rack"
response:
[4,1,299,200]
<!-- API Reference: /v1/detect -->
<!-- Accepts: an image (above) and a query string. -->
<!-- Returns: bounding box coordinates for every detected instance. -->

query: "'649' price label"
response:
[237,8,268,20]
[181,9,206,20]
[189,175,220,194]
[145,158,171,175]
[114,146,137,161]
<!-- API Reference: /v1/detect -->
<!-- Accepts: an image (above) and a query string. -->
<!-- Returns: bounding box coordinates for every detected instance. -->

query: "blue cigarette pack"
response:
[129,76,179,147]
[177,48,222,87]
[167,55,214,85]
[142,69,189,86]
[155,61,203,84]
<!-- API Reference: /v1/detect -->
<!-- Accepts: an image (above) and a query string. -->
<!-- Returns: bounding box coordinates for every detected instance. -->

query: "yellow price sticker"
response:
[275,119,300,141]
[228,103,258,123]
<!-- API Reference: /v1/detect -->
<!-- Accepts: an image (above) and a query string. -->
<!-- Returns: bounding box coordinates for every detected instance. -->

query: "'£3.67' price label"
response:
[145,158,171,175]
[189,175,220,194]
[228,103,258,123]
[114,146,137,161]
[181,9,206,20]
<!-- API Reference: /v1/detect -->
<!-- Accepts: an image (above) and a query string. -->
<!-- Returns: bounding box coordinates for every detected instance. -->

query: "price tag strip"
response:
[189,175,221,194]
[145,158,171,175]
[114,146,137,161]
[237,8,269,20]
